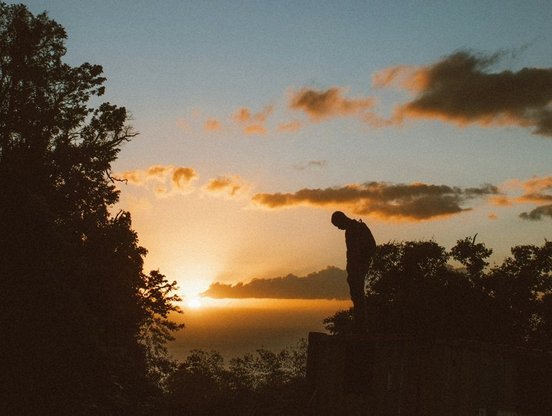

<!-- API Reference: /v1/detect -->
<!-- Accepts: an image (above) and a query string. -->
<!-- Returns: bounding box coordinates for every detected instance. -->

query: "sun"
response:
[186,297,203,309]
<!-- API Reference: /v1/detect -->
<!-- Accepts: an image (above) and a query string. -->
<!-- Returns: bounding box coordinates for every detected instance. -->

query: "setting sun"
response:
[186,297,203,309]
[5,1,552,415]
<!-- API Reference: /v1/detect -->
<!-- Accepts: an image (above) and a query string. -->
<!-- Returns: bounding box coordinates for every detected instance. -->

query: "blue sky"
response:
[15,0,552,357]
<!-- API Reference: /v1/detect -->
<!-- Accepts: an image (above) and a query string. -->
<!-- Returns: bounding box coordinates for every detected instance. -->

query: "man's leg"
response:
[347,271,366,333]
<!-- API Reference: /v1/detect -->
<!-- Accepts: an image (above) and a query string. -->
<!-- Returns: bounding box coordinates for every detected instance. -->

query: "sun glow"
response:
[186,297,203,309]
[173,262,221,310]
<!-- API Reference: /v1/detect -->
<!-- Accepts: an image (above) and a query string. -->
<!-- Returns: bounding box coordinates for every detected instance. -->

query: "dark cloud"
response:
[201,266,348,300]
[289,87,375,121]
[519,204,552,221]
[515,177,552,220]
[252,182,498,221]
[293,160,328,171]
[491,176,552,220]
[381,51,552,137]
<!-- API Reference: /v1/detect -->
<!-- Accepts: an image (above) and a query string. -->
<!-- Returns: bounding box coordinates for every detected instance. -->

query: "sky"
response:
[16,0,552,359]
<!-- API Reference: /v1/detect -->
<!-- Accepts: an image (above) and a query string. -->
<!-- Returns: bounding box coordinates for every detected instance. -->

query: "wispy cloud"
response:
[289,87,376,121]
[233,106,273,136]
[173,167,197,190]
[234,106,273,124]
[204,118,222,132]
[494,176,552,220]
[277,120,303,133]
[178,49,552,139]
[147,165,172,178]
[202,175,250,198]
[243,124,267,135]
[252,181,499,221]
[201,266,348,300]
[372,64,418,89]
[519,205,552,221]
[515,176,552,203]
[119,165,198,196]
[120,170,142,185]
[293,160,328,171]
[377,51,552,137]
[175,118,191,131]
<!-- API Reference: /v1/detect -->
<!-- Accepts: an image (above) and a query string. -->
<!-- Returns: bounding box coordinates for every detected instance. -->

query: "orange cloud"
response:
[499,176,552,204]
[488,176,552,220]
[118,165,198,196]
[234,107,252,123]
[244,124,267,135]
[490,195,512,206]
[289,87,375,121]
[372,64,420,90]
[278,120,303,133]
[173,167,198,190]
[147,165,172,177]
[204,118,222,131]
[203,175,249,198]
[234,106,273,124]
[514,176,552,220]
[252,181,498,221]
[233,106,273,135]
[382,51,552,136]
[120,170,142,185]
[517,176,552,201]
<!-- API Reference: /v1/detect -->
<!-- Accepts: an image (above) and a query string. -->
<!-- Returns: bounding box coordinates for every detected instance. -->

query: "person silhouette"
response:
[331,211,376,334]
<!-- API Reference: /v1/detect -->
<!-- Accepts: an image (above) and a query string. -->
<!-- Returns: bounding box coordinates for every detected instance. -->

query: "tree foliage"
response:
[0,3,182,414]
[324,238,552,350]
[165,341,309,416]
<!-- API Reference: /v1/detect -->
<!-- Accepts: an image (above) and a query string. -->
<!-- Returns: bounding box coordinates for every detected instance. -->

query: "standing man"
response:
[331,211,376,333]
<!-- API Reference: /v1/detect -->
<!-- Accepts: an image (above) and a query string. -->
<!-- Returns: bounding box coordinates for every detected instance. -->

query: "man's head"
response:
[331,211,350,230]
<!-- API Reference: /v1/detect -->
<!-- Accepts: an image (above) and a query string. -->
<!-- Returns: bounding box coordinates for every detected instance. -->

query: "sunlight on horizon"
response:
[174,262,219,302]
[178,297,352,312]
[185,297,203,309]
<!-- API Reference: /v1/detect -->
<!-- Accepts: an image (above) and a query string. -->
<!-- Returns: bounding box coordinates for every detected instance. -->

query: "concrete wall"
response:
[306,333,552,416]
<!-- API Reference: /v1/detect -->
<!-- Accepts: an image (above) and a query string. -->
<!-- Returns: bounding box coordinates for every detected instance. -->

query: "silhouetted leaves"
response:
[0,3,182,414]
[324,238,552,350]
[165,341,308,416]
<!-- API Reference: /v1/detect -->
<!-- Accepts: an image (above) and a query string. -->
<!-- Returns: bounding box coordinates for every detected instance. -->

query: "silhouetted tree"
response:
[0,3,182,414]
[165,341,308,416]
[486,241,552,347]
[324,238,552,350]
[166,350,231,416]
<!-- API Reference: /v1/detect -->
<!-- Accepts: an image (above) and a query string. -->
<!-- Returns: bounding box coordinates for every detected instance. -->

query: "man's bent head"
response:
[331,211,350,230]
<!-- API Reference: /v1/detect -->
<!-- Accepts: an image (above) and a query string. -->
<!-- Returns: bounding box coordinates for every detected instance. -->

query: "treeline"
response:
[2,3,552,415]
[0,4,182,415]
[164,341,308,416]
[324,238,552,351]
[174,238,552,416]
